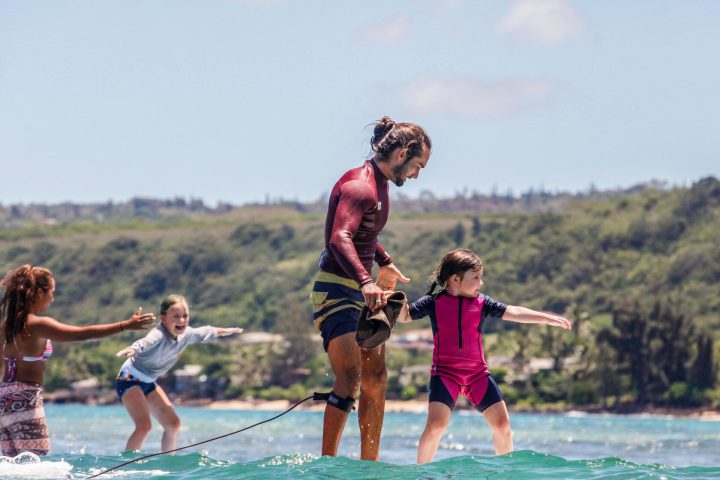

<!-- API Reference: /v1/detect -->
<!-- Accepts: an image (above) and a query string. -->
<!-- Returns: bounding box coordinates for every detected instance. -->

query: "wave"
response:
[0,452,72,479]
[4,450,720,480]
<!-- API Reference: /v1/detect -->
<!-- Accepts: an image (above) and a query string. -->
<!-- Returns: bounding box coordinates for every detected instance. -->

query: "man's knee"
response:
[337,365,361,392]
[362,363,387,387]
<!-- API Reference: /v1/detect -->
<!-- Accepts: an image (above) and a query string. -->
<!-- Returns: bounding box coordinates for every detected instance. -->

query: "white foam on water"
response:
[84,468,169,478]
[565,410,588,418]
[0,452,73,479]
[260,453,317,468]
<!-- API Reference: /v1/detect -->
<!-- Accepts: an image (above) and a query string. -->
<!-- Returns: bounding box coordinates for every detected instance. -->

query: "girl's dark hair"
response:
[426,249,483,295]
[0,264,54,344]
[370,116,432,162]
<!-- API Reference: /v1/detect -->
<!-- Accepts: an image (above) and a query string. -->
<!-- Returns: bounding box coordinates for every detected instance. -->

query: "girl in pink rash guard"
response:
[395,249,571,464]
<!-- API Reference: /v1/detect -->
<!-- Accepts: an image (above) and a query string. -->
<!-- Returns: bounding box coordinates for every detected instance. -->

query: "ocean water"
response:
[1,403,720,479]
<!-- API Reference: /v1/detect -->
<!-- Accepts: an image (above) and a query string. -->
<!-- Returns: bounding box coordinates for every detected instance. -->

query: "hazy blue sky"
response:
[1,0,718,205]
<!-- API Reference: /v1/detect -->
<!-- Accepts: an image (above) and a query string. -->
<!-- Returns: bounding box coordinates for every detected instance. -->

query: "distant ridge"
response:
[0,178,689,228]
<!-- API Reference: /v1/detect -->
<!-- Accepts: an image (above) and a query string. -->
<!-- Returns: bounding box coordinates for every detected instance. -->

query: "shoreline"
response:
[43,392,720,420]
[205,398,428,413]
[202,398,720,420]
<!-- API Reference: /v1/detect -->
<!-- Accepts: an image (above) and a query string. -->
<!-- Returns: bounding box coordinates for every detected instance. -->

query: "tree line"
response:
[1,177,718,409]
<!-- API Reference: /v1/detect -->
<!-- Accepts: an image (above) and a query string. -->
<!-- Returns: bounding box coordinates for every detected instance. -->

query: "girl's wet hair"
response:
[370,116,432,162]
[160,294,188,315]
[427,249,483,295]
[0,265,54,344]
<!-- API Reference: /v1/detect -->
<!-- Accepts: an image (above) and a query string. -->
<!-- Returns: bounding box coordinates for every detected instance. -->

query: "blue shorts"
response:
[429,374,503,412]
[115,376,157,400]
[310,272,364,352]
[320,310,360,352]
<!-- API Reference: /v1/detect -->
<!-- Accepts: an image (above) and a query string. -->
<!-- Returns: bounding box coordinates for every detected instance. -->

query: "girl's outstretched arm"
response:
[502,305,571,330]
[216,327,244,337]
[116,346,137,358]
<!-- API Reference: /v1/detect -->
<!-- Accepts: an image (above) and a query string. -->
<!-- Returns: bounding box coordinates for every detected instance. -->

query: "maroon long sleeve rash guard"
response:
[318,160,393,286]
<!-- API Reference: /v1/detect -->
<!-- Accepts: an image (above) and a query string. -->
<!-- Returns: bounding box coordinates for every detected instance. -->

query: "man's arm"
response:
[374,241,393,267]
[326,180,377,286]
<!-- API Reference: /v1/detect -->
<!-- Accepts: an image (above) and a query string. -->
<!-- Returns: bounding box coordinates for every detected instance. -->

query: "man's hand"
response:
[361,282,387,309]
[376,263,411,291]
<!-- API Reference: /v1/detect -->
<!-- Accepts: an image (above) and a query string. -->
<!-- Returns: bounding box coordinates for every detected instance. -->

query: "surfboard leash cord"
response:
[86,391,332,479]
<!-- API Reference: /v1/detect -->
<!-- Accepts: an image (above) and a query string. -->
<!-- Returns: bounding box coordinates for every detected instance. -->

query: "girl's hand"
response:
[548,315,572,330]
[218,327,244,337]
[396,301,412,324]
[124,307,156,331]
[116,347,137,358]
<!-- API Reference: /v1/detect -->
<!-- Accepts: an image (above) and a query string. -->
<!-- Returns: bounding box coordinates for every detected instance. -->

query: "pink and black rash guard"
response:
[318,160,393,286]
[409,292,508,385]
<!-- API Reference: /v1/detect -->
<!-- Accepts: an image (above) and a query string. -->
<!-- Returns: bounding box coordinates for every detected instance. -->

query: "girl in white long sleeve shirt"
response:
[115,294,242,452]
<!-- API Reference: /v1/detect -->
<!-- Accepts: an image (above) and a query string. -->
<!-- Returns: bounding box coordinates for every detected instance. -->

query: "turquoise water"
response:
[2,404,720,479]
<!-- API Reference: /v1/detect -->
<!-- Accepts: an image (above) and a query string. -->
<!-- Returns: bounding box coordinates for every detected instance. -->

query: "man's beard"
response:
[391,160,412,187]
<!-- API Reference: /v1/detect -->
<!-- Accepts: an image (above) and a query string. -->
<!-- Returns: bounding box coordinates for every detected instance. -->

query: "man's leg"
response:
[358,344,387,461]
[322,332,361,456]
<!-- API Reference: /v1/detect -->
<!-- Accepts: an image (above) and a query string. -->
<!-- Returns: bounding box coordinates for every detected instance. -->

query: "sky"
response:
[1,0,718,206]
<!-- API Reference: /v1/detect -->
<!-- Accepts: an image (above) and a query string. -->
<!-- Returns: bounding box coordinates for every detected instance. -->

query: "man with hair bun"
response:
[309,116,432,460]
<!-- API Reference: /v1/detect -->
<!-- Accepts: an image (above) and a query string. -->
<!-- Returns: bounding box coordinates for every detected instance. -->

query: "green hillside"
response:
[1,177,719,409]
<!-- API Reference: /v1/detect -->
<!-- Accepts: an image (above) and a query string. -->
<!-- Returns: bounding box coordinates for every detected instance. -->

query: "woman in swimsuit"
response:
[0,264,155,457]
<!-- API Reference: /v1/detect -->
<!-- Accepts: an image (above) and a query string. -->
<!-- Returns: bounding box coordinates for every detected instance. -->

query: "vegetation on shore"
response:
[1,178,719,409]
